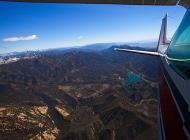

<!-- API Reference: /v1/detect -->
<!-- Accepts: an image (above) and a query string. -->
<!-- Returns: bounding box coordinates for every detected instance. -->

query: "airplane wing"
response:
[4,0,179,5]
[115,14,168,57]
[114,48,161,56]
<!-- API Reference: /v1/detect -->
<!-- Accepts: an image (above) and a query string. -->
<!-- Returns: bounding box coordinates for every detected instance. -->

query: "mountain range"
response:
[0,41,157,57]
[0,42,159,140]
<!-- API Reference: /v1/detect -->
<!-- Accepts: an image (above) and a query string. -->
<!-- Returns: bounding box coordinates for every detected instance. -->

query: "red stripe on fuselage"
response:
[159,73,187,140]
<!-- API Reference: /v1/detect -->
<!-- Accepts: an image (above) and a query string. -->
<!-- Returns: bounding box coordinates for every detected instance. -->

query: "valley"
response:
[0,46,160,140]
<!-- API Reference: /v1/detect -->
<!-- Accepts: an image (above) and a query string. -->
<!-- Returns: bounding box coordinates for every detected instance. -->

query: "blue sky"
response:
[0,2,186,53]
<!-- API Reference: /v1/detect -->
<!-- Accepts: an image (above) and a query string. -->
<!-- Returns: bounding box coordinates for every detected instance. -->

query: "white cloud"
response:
[0,46,9,49]
[3,35,38,42]
[77,35,84,40]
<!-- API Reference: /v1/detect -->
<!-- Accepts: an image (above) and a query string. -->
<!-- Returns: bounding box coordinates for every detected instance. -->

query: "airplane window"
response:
[0,2,187,139]
[166,9,190,79]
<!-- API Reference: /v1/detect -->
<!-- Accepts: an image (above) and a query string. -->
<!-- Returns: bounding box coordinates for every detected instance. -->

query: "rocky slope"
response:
[0,48,159,140]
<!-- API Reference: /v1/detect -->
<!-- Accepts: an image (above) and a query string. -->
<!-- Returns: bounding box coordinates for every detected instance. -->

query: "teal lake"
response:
[123,72,141,86]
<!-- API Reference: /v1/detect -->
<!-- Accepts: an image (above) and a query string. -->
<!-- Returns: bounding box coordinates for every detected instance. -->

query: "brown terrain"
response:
[0,49,160,140]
